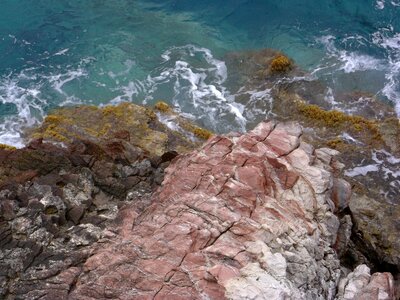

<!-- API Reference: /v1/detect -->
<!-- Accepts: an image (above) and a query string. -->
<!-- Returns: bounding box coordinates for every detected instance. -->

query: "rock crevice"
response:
[63,121,394,299]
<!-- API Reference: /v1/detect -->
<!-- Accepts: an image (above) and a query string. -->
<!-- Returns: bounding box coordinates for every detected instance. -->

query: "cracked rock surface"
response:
[0,103,205,300]
[64,121,394,299]
[1,119,396,299]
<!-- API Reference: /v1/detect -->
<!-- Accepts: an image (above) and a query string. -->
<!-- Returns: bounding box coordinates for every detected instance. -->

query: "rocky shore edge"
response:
[0,47,399,299]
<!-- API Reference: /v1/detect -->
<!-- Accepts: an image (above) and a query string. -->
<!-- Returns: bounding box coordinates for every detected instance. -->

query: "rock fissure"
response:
[0,108,396,299]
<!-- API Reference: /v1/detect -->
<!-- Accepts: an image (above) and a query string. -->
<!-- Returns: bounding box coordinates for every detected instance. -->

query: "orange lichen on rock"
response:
[28,102,209,156]
[296,101,382,142]
[154,101,171,113]
[0,143,17,151]
[189,126,213,140]
[269,54,293,74]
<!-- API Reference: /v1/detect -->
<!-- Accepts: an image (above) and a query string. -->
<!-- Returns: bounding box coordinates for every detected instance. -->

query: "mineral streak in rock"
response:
[1,114,395,299]
[64,121,392,300]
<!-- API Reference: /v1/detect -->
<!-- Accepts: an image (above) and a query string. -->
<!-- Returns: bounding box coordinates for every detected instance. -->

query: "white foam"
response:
[324,87,340,107]
[0,74,46,147]
[376,0,400,8]
[0,58,91,148]
[47,68,88,95]
[110,81,142,105]
[345,164,380,177]
[234,88,274,121]
[338,51,383,73]
[317,32,400,117]
[227,102,246,122]
[161,51,171,62]
[54,48,70,56]
[156,112,180,132]
[346,150,400,196]
[341,133,363,145]
[376,0,385,9]
[135,45,245,132]
[371,31,400,116]
[108,59,136,80]
[373,149,400,165]
[315,35,384,74]
[383,166,400,179]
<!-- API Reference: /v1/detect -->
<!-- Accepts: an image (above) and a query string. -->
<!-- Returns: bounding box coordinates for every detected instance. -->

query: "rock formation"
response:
[5,118,392,299]
[0,102,208,299]
[224,49,400,292]
[0,101,397,299]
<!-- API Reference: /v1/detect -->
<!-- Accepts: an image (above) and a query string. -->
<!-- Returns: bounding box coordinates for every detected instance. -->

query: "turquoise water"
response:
[0,0,400,146]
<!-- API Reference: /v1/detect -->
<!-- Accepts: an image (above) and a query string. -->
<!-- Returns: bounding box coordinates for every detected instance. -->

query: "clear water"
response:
[0,0,400,147]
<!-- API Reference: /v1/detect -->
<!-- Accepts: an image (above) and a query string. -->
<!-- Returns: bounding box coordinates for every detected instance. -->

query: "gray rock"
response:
[337,264,396,300]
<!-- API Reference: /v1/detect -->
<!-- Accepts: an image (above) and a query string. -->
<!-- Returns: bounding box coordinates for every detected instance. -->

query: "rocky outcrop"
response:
[0,103,210,299]
[27,102,208,156]
[61,120,389,299]
[0,99,397,299]
[224,49,400,290]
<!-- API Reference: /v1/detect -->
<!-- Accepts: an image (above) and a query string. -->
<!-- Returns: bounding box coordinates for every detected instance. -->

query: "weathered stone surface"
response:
[64,121,350,299]
[223,49,400,288]
[349,193,400,270]
[1,108,397,299]
[337,264,396,300]
[0,103,209,299]
[28,102,208,157]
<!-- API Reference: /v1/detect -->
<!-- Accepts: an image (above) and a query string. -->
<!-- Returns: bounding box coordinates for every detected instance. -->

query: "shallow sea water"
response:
[0,0,399,146]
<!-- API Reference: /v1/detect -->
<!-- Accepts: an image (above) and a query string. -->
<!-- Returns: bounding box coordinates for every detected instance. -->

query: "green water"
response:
[0,0,399,147]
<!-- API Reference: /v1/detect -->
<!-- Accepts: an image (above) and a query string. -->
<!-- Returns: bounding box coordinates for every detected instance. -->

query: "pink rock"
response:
[208,265,241,285]
[65,121,356,299]
[247,120,276,142]
[338,265,396,300]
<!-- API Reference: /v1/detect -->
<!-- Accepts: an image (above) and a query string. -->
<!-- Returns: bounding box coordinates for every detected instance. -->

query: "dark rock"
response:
[67,206,85,225]
[349,193,400,270]
[121,165,138,177]
[27,199,44,211]
[95,177,126,198]
[0,102,207,299]
[0,200,17,221]
[335,215,353,258]
[92,191,110,210]
[135,159,152,177]
[122,176,141,189]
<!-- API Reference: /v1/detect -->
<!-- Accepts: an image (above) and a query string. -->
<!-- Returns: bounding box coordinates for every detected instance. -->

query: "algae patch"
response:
[154,101,171,113]
[269,54,293,74]
[295,101,383,146]
[0,144,17,151]
[29,102,211,157]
